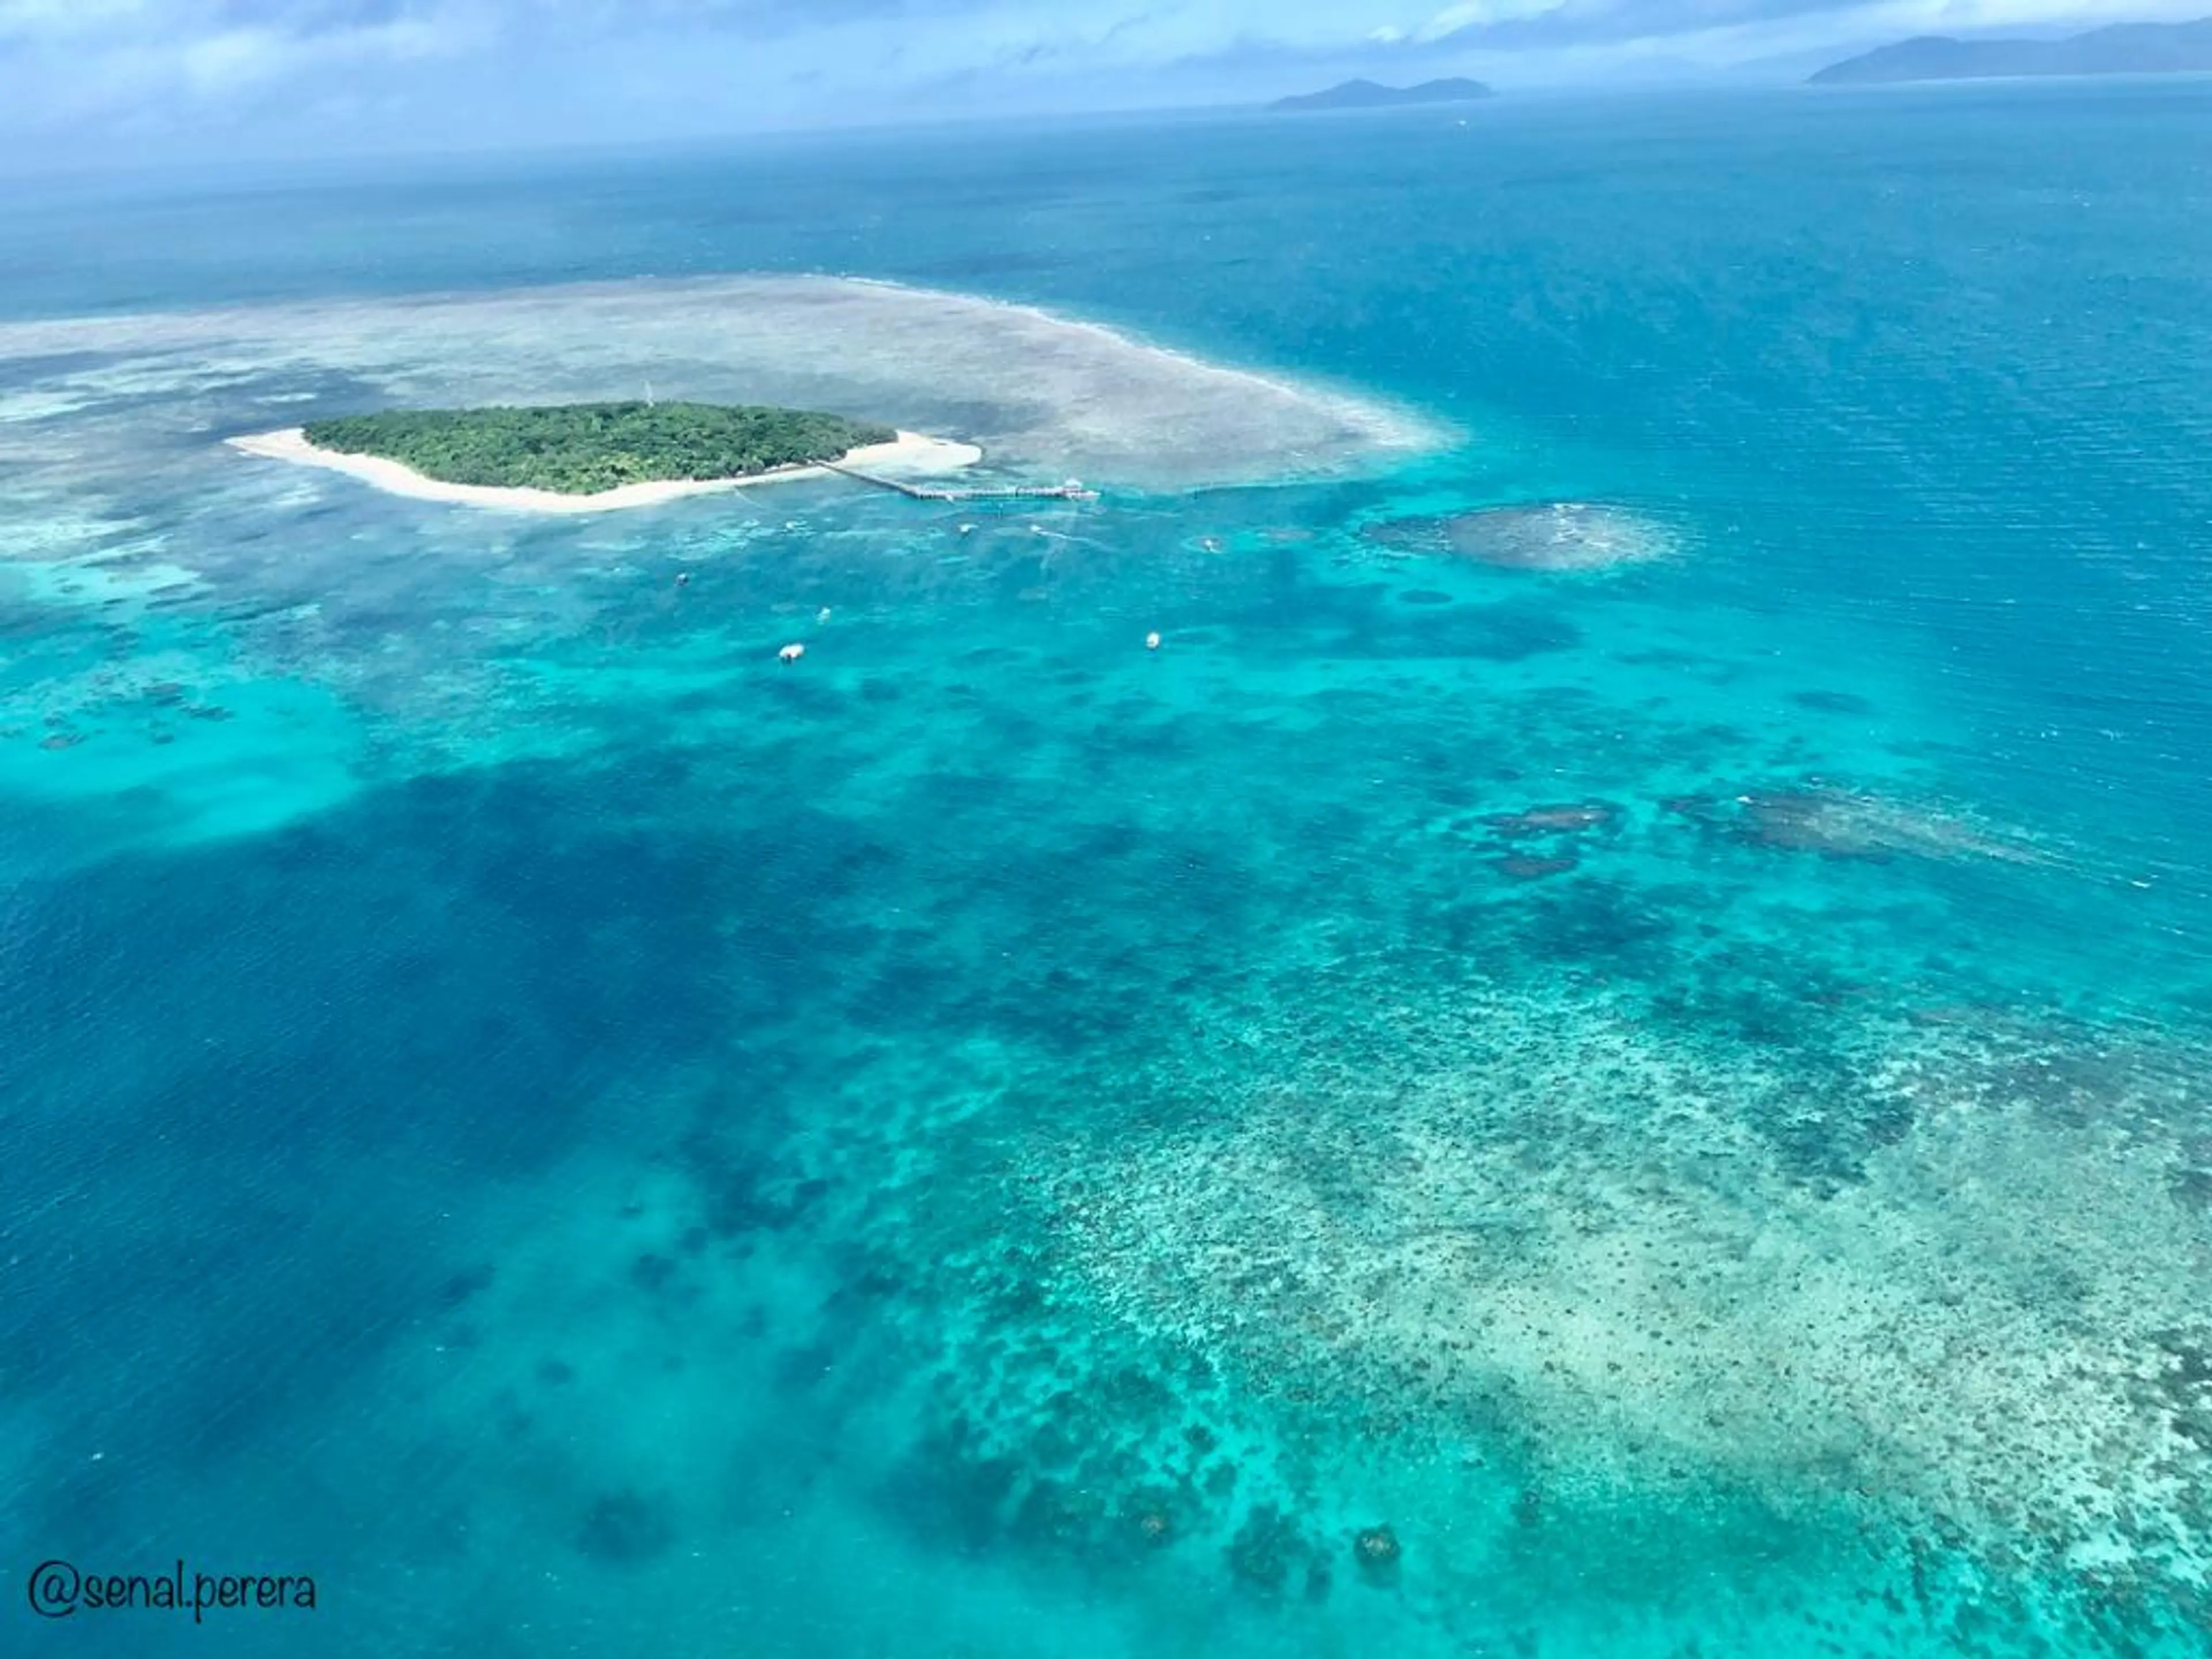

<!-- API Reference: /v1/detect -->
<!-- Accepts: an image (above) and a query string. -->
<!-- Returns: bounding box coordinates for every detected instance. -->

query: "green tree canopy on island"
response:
[302,402,899,494]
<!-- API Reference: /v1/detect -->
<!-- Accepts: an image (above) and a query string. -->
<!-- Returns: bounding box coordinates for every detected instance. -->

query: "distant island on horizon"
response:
[1810,16,2212,84]
[1270,78,1495,112]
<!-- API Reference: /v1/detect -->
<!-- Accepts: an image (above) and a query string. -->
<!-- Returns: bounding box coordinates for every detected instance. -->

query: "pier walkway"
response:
[819,461,1097,504]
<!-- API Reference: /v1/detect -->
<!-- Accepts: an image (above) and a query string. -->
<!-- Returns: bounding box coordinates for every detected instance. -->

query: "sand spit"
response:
[0,275,1450,493]
[225,426,983,514]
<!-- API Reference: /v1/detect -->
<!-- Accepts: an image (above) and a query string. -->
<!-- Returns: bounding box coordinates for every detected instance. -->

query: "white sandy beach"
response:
[225,425,984,513]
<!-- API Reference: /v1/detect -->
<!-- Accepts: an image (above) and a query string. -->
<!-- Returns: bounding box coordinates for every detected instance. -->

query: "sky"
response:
[0,0,2204,166]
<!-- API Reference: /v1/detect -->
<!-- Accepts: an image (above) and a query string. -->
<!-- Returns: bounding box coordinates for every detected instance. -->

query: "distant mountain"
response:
[1810,17,2212,84]
[1270,78,1495,112]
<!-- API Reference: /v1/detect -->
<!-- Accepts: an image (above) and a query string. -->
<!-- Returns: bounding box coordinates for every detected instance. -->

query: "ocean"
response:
[2,78,2210,1657]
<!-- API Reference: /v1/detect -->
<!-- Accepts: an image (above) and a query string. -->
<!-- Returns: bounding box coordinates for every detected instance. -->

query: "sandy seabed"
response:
[224,426,984,514]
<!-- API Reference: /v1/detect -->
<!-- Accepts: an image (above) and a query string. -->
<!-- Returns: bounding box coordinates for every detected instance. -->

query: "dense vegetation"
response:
[302,402,898,494]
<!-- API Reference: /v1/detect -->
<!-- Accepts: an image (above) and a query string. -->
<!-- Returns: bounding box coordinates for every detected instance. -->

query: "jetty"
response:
[819,460,1097,504]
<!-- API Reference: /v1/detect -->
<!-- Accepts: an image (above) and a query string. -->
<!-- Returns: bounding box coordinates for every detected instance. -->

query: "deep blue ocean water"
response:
[3,81,2211,1657]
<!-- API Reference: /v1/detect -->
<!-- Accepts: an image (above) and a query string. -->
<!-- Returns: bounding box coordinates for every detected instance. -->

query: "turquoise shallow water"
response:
[3,82,2211,1656]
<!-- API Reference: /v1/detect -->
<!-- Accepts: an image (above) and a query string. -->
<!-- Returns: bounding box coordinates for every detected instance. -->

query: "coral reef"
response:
[1363,502,1675,570]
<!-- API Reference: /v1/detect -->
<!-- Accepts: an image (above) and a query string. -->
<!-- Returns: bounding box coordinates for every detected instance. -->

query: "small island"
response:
[1271,78,1494,113]
[228,400,986,513]
[305,402,894,493]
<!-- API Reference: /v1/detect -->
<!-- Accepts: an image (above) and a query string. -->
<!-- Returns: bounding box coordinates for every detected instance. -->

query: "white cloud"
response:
[6,0,2211,162]
[1414,0,1558,40]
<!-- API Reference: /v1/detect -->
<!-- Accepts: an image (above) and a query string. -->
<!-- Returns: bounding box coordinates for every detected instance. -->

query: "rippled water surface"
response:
[3,82,2211,1657]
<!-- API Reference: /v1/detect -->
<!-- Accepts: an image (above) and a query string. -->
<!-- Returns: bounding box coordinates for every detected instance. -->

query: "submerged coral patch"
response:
[1728,786,2048,865]
[1493,853,1580,881]
[1480,801,1622,837]
[1037,998,2212,1643]
[1363,501,1676,570]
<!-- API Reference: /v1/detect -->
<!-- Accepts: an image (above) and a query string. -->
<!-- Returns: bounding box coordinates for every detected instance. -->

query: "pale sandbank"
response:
[225,425,984,514]
[3,276,1448,494]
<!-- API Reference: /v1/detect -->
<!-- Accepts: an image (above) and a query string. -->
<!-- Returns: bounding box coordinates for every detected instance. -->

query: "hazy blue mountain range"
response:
[1270,78,1495,111]
[1810,17,2212,84]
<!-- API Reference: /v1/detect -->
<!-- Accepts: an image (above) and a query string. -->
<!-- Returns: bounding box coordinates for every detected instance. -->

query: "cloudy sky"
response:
[0,0,2200,165]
